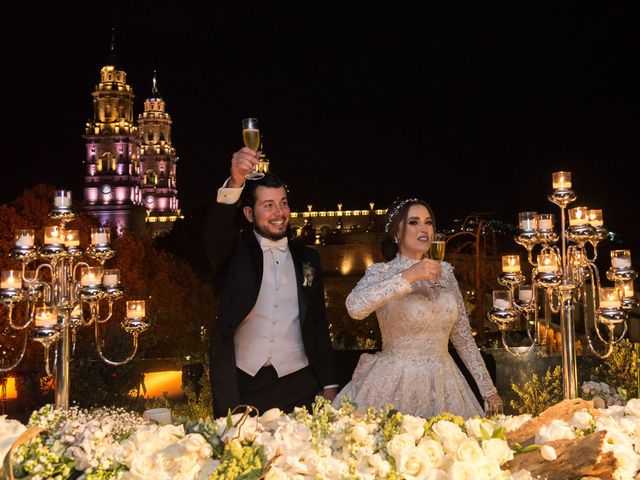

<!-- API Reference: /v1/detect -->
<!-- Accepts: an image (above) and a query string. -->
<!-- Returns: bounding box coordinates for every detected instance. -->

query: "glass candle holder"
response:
[518,211,538,231]
[80,267,103,287]
[14,229,35,247]
[552,171,572,190]
[90,227,110,245]
[599,287,621,309]
[102,269,120,287]
[35,306,57,326]
[587,209,603,227]
[492,290,513,309]
[53,190,72,208]
[44,226,64,245]
[537,253,559,273]
[64,230,80,247]
[622,282,635,298]
[568,206,589,226]
[502,255,521,273]
[518,284,534,302]
[611,250,632,269]
[127,300,146,319]
[1,270,22,289]
[536,213,554,231]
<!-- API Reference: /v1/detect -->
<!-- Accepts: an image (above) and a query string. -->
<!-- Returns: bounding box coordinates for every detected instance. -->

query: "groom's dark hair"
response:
[240,172,288,210]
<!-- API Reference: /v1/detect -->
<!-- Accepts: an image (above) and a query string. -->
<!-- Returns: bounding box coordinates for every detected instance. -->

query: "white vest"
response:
[234,237,309,377]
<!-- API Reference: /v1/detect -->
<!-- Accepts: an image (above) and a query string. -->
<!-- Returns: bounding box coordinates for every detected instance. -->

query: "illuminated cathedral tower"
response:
[82,38,146,235]
[137,73,181,236]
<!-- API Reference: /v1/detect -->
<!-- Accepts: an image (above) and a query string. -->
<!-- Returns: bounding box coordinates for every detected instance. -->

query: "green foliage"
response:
[510,365,563,415]
[145,367,214,421]
[591,339,638,399]
[209,440,267,480]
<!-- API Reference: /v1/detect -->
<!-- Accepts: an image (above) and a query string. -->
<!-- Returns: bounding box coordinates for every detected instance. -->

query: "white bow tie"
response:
[259,236,288,253]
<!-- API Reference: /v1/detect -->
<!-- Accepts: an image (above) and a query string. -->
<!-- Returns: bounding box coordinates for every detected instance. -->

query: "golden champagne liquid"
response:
[430,241,445,261]
[242,128,260,150]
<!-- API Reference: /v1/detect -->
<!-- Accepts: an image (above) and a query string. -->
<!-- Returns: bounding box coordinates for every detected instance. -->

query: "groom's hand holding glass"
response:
[229,147,261,188]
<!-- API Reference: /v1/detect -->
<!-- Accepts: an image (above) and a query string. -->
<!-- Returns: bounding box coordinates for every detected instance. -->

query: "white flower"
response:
[260,408,283,426]
[386,432,416,459]
[402,414,427,442]
[535,420,576,443]
[495,414,532,432]
[454,437,483,463]
[396,446,434,480]
[624,398,640,418]
[430,420,466,455]
[129,454,156,478]
[571,410,594,431]
[0,415,27,465]
[349,421,370,444]
[464,417,494,439]
[448,460,477,480]
[264,466,291,480]
[417,438,445,469]
[482,438,514,466]
[368,452,391,477]
[540,445,557,461]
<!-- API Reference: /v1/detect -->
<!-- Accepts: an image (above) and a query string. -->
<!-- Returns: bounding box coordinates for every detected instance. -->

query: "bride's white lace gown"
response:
[334,254,497,418]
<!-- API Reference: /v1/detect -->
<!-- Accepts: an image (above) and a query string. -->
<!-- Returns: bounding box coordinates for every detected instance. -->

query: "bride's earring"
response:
[394,237,398,244]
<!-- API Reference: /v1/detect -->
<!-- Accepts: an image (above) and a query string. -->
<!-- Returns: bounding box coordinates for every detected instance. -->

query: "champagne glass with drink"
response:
[429,233,446,287]
[242,117,264,180]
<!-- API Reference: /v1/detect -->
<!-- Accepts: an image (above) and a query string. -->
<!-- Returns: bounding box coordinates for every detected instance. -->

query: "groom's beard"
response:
[253,222,289,242]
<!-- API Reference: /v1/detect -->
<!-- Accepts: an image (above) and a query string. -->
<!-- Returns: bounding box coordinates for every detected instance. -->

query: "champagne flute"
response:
[429,232,446,287]
[242,117,264,180]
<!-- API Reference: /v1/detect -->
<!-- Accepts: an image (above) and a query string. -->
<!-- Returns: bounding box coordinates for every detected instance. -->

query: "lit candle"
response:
[537,214,554,231]
[127,300,146,319]
[587,209,603,227]
[1,270,22,289]
[623,282,634,298]
[502,255,521,273]
[537,253,558,273]
[102,269,120,287]
[64,230,80,247]
[611,250,632,269]
[53,190,72,208]
[14,229,35,247]
[80,267,102,287]
[91,228,110,245]
[518,211,538,231]
[568,206,589,227]
[44,226,63,245]
[35,306,57,327]
[519,285,533,302]
[552,171,572,190]
[599,288,621,309]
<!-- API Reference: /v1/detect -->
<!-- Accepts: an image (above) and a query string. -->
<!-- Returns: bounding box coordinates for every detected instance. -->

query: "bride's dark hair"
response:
[381,198,436,261]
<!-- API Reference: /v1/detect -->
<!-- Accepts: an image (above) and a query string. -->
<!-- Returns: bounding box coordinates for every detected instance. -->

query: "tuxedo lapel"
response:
[289,244,308,325]
[244,231,264,284]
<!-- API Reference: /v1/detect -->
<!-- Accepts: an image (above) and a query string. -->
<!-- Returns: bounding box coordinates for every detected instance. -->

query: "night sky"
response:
[3,3,639,243]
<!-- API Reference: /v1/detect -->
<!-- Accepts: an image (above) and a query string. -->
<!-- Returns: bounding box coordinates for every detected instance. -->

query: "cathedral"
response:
[82,40,181,236]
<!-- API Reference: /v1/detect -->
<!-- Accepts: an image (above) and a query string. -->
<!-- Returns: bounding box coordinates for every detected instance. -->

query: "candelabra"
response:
[487,172,637,399]
[0,190,149,409]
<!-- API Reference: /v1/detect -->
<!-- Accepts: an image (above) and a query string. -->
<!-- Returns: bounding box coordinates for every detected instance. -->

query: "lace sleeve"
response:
[442,263,497,399]
[345,263,412,320]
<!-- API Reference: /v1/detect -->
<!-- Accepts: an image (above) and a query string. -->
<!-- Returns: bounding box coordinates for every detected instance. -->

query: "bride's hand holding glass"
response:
[401,257,442,284]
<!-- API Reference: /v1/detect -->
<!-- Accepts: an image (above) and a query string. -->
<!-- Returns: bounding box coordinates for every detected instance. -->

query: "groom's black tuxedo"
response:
[204,200,338,418]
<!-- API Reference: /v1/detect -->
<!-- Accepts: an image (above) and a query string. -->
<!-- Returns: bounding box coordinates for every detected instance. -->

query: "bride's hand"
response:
[401,258,442,284]
[484,393,503,415]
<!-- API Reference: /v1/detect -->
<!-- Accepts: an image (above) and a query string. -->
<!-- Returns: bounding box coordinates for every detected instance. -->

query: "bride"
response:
[334,198,502,418]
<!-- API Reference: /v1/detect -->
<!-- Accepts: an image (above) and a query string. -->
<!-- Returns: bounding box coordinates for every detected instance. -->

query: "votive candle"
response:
[518,211,538,231]
[502,255,521,273]
[611,250,632,269]
[1,270,21,289]
[493,290,513,309]
[102,269,120,287]
[91,227,110,245]
[623,282,634,298]
[35,306,57,327]
[587,209,603,227]
[568,206,589,227]
[53,190,72,208]
[537,253,558,273]
[519,285,533,302]
[127,300,146,319]
[14,229,35,247]
[599,287,621,309]
[536,214,554,231]
[80,267,102,287]
[64,230,80,247]
[552,171,572,190]
[44,226,64,245]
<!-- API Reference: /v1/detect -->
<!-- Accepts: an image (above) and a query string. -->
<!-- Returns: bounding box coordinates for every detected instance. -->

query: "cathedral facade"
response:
[82,46,181,237]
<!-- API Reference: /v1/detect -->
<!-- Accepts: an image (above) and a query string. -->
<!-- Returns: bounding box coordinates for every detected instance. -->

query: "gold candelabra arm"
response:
[500,330,536,356]
[96,300,115,324]
[583,323,616,359]
[93,319,140,366]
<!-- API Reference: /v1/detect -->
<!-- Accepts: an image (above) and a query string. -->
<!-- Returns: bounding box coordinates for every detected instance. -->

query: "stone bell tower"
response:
[82,33,146,235]
[137,73,181,236]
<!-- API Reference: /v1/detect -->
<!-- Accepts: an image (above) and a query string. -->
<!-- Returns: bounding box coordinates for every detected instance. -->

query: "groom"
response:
[204,147,338,418]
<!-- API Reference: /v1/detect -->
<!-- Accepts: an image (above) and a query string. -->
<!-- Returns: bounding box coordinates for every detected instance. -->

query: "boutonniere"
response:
[302,262,315,287]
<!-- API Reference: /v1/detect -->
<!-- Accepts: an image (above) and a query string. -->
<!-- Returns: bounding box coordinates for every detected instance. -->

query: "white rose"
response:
[448,460,476,480]
[472,459,503,480]
[540,445,557,461]
[464,417,494,440]
[403,414,427,442]
[264,466,290,480]
[611,444,640,479]
[129,454,156,478]
[156,423,185,443]
[349,422,370,444]
[495,414,532,433]
[482,438,514,466]
[417,438,445,469]
[431,420,466,455]
[181,433,209,454]
[454,438,483,463]
[196,458,221,480]
[396,446,434,480]
[535,420,575,444]
[154,446,181,476]
[605,405,626,419]
[571,410,594,431]
[115,438,138,466]
[260,408,283,426]
[625,398,640,418]
[386,432,417,460]
[368,453,391,477]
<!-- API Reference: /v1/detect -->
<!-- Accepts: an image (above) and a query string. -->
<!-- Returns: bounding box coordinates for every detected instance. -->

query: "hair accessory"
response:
[384,198,419,233]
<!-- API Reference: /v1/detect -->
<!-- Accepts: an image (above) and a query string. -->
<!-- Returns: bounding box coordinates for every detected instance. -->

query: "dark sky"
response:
[3,2,639,242]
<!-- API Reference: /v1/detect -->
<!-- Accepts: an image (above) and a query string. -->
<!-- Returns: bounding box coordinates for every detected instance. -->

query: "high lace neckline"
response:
[394,253,422,266]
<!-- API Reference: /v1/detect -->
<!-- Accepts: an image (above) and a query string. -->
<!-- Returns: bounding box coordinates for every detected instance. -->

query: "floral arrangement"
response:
[4,397,640,479]
[581,381,627,408]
